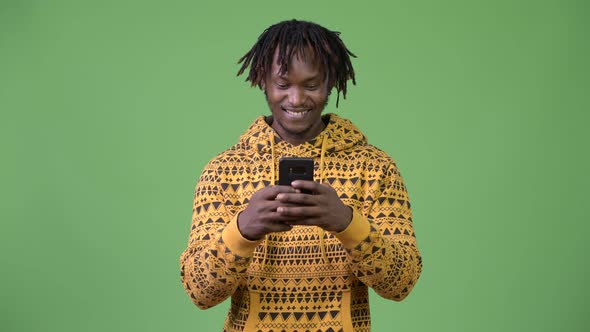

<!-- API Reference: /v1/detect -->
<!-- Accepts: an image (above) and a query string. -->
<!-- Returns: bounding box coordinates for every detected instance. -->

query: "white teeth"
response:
[284,109,310,118]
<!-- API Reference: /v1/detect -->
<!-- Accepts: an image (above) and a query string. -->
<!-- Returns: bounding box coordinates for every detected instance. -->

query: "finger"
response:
[267,200,302,213]
[258,185,297,200]
[265,211,302,223]
[276,205,322,218]
[275,193,316,206]
[290,180,322,194]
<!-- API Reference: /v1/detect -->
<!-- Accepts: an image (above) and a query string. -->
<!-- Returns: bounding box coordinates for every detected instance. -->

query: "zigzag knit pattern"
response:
[180,114,422,332]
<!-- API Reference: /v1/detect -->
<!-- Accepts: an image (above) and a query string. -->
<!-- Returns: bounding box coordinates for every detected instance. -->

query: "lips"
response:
[282,107,312,118]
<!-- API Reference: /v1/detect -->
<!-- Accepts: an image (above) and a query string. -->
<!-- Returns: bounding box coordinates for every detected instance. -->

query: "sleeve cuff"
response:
[333,208,371,249]
[221,214,262,257]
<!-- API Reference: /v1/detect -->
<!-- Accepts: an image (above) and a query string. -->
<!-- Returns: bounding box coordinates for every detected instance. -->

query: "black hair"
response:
[237,19,356,107]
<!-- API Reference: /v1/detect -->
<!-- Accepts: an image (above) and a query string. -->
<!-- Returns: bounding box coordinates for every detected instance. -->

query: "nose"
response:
[287,86,305,107]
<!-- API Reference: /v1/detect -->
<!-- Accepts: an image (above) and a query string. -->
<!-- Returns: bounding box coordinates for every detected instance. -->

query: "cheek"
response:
[311,90,328,104]
[265,89,284,105]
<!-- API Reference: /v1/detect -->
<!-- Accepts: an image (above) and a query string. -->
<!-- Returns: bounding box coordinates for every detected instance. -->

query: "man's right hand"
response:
[237,185,300,241]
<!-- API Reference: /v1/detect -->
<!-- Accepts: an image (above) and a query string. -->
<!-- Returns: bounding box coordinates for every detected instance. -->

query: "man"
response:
[180,19,422,332]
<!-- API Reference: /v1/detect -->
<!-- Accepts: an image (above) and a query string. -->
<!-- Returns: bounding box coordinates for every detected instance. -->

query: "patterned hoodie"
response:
[180,113,422,332]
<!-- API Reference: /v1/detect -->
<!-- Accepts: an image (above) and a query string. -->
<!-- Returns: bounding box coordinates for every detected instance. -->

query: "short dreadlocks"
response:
[237,19,357,107]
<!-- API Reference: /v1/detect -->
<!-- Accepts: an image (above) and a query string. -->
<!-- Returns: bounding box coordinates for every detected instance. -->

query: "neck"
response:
[264,115,328,146]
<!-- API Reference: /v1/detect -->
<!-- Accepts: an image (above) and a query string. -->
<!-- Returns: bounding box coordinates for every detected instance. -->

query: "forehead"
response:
[270,47,324,77]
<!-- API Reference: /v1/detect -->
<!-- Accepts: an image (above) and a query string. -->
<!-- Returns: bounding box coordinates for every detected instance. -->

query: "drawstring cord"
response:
[261,135,276,270]
[261,132,329,270]
[318,134,328,265]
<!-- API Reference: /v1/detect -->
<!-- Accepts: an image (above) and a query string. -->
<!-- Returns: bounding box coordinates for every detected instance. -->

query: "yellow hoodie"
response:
[180,113,422,332]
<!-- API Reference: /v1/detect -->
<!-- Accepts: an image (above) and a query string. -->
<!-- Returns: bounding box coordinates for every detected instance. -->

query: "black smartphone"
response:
[278,157,314,194]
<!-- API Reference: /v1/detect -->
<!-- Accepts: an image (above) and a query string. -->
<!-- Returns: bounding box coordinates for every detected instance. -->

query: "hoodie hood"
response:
[238,113,368,156]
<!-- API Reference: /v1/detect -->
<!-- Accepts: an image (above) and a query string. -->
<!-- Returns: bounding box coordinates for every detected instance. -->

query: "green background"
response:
[1,0,588,331]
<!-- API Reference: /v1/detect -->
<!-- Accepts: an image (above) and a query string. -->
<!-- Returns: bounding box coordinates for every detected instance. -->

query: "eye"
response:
[305,85,319,90]
[275,82,289,89]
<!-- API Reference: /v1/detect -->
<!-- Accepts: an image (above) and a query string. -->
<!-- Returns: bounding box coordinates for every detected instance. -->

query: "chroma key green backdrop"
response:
[1,0,588,331]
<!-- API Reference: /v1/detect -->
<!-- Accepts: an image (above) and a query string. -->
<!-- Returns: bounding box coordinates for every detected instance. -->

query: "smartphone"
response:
[278,157,314,194]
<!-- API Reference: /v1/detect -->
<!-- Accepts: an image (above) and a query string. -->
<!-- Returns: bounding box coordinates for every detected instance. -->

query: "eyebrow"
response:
[276,74,322,81]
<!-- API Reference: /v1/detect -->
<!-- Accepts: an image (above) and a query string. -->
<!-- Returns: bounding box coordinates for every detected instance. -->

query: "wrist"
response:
[333,205,353,233]
[221,214,262,257]
[237,211,261,241]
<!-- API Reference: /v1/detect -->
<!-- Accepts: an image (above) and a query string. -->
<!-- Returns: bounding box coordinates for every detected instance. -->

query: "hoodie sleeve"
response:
[333,161,422,301]
[179,159,261,309]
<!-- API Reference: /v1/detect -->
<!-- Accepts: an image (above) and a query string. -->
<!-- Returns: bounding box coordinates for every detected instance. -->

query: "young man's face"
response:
[263,49,329,145]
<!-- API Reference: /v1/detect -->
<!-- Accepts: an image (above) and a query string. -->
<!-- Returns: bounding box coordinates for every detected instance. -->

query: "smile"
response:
[283,108,311,118]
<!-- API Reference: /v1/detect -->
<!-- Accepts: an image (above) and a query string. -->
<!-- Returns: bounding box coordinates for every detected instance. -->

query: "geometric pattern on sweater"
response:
[180,113,422,332]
